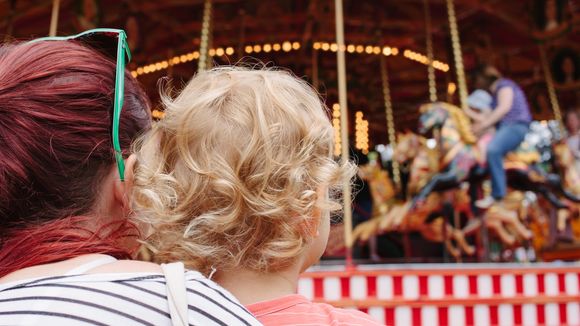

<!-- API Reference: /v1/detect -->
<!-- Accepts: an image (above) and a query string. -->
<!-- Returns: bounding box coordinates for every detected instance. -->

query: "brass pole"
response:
[446,0,468,110]
[312,47,319,91]
[424,0,437,102]
[208,4,214,64]
[380,55,400,186]
[167,49,174,78]
[334,0,353,262]
[198,0,212,72]
[48,0,60,37]
[539,45,563,126]
[237,9,246,61]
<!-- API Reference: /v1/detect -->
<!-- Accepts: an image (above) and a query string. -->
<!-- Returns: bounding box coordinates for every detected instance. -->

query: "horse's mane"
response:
[432,102,477,145]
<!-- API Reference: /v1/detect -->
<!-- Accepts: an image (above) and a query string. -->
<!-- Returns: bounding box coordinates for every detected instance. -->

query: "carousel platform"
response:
[298,263,580,326]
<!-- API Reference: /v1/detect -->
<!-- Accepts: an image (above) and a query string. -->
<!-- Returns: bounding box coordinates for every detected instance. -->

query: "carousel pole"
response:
[424,0,437,103]
[237,9,246,61]
[446,0,469,262]
[379,56,400,186]
[539,45,563,127]
[167,49,174,78]
[445,0,468,110]
[334,0,354,267]
[48,0,60,37]
[380,54,410,257]
[539,44,563,249]
[312,48,319,91]
[198,0,212,73]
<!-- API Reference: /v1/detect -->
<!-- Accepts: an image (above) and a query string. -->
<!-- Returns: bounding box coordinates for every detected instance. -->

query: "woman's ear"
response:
[124,154,138,192]
[113,154,138,211]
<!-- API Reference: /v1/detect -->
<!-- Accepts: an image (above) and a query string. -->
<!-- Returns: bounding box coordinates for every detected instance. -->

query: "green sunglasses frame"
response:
[29,28,131,181]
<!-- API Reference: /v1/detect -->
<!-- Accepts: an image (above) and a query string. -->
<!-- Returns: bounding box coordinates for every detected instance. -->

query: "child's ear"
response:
[311,207,322,237]
[299,207,321,238]
[299,187,329,238]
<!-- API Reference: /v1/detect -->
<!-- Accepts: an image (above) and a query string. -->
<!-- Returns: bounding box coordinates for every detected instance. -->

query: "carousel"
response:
[2,0,580,325]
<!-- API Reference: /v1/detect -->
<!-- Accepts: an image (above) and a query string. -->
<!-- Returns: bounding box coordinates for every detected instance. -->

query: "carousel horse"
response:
[358,153,396,217]
[486,122,580,245]
[551,141,580,240]
[476,126,578,246]
[414,102,580,211]
[393,131,535,246]
[553,141,580,195]
[353,149,475,258]
[409,102,580,246]
[356,154,397,260]
[351,190,476,258]
[483,191,535,246]
[393,132,439,196]
[525,192,551,251]
[353,141,476,258]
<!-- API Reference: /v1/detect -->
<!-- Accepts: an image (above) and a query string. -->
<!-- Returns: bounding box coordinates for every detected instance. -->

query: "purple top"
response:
[491,78,532,125]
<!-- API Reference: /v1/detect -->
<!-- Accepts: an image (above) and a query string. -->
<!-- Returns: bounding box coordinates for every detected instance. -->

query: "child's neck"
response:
[214,263,303,305]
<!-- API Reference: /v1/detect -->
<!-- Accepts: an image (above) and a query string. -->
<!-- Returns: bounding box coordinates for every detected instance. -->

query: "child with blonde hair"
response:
[133,67,381,325]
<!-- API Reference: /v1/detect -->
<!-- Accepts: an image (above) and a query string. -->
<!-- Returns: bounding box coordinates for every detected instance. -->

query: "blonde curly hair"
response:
[132,67,356,275]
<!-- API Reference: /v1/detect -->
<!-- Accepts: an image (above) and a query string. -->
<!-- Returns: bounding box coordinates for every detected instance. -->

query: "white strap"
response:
[161,262,189,326]
[64,255,118,275]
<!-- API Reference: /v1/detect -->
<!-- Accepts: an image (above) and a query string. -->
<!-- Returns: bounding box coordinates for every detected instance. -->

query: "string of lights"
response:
[403,49,449,72]
[131,41,450,78]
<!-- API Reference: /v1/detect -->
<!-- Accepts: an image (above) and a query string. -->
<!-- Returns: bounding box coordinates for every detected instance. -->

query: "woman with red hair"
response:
[0,35,259,326]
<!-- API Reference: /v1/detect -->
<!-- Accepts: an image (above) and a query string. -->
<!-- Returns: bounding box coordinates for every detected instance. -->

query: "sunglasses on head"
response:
[29,28,131,181]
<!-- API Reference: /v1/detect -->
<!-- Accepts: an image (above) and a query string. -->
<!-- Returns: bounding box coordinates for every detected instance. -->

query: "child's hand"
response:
[472,122,486,137]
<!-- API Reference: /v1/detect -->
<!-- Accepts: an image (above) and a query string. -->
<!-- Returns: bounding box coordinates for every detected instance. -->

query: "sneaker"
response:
[475,196,495,209]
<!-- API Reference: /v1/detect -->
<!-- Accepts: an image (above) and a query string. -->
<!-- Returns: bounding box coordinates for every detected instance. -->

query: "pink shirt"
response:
[246,294,383,326]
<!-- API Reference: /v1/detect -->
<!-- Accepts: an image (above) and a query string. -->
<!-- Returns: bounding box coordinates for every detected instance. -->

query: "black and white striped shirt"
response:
[0,271,261,325]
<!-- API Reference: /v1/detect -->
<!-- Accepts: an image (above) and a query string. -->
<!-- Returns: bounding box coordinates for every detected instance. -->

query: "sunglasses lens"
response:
[75,32,123,60]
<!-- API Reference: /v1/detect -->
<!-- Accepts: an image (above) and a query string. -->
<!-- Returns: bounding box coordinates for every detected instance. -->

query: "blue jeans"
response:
[486,122,529,199]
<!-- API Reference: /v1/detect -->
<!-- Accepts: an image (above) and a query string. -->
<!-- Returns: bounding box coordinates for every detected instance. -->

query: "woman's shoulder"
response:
[89,259,162,274]
[0,255,160,285]
[0,264,261,326]
[496,78,515,88]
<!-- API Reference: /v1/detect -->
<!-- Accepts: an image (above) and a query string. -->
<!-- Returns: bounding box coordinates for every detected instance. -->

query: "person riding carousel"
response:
[470,65,533,209]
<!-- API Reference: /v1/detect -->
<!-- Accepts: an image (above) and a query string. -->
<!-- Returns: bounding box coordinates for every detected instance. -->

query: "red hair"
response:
[0,41,151,277]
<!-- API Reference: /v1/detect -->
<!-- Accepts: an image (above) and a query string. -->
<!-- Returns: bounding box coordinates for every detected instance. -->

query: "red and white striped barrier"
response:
[298,263,580,325]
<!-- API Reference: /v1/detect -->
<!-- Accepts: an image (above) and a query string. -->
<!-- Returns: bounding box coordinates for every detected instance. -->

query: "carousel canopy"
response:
[1,0,579,144]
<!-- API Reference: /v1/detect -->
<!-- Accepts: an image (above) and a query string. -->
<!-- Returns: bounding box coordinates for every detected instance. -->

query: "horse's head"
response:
[407,149,439,196]
[394,132,422,164]
[393,132,439,196]
[418,102,449,135]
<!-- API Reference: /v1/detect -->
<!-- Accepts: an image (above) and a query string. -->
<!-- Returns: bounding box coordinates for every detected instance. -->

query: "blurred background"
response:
[3,0,579,135]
